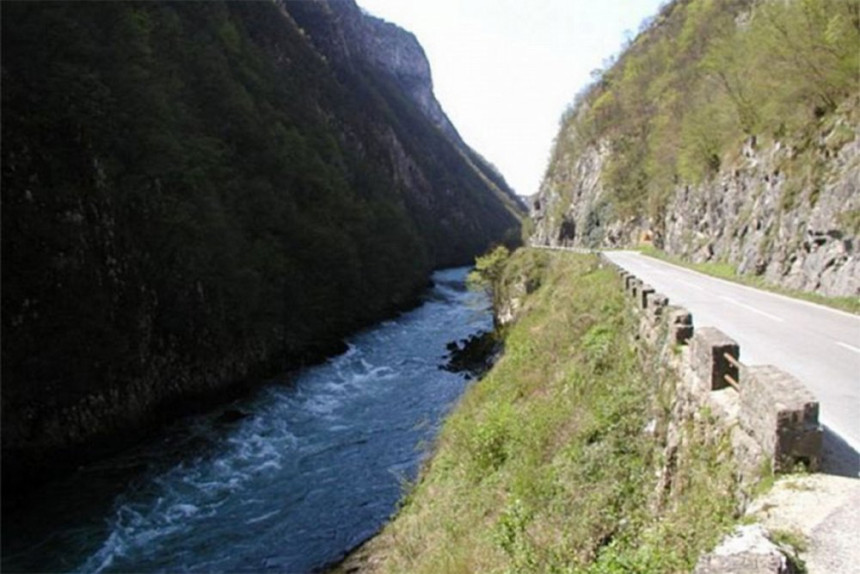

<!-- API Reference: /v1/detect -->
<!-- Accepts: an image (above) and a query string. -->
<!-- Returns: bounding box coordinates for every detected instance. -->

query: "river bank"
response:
[336,249,765,573]
[2,268,490,573]
[2,275,433,512]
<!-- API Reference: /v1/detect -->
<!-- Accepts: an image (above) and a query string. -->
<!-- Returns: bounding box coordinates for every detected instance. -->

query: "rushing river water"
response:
[4,268,491,573]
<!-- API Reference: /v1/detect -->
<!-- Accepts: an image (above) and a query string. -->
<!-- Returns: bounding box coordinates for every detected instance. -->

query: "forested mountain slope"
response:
[1,0,523,497]
[531,0,859,296]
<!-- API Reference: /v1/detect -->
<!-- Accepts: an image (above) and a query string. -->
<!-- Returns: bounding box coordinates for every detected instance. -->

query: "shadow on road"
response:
[821,426,860,478]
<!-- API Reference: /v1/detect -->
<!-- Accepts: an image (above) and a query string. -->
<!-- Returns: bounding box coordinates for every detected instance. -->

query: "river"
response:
[3,267,491,573]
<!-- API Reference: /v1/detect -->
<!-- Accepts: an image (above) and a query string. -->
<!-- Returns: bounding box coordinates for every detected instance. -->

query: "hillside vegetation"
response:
[341,250,748,573]
[550,0,859,220]
[532,0,859,297]
[1,1,522,497]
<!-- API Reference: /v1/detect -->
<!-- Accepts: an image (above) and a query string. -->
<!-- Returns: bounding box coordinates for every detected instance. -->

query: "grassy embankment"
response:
[637,245,860,316]
[343,248,749,573]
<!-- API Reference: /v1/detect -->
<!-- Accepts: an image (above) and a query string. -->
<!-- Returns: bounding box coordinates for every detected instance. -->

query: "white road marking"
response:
[719,295,785,322]
[835,341,860,355]
[678,279,706,292]
[629,252,860,322]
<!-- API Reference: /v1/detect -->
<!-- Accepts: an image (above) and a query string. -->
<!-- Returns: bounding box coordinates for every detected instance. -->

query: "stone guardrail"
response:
[609,261,822,473]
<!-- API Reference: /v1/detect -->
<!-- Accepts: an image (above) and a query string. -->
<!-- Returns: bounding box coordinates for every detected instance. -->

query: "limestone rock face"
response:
[286,0,480,152]
[285,0,524,266]
[662,123,860,297]
[694,525,800,574]
[531,139,619,248]
[359,15,460,144]
[530,108,860,297]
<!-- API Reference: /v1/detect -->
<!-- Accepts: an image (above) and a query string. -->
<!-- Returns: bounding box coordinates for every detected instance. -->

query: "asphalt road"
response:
[602,251,860,459]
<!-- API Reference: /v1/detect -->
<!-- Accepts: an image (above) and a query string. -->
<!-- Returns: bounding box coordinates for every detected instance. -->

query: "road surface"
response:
[601,251,860,461]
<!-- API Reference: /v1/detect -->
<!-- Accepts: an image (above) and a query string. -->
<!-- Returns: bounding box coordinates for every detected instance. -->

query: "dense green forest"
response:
[546,0,859,222]
[1,1,521,495]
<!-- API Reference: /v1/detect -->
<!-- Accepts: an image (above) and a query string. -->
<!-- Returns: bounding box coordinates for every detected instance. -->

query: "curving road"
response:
[600,251,860,463]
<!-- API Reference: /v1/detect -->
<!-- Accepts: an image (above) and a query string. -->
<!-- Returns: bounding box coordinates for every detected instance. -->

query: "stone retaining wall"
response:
[610,260,822,474]
[607,255,826,571]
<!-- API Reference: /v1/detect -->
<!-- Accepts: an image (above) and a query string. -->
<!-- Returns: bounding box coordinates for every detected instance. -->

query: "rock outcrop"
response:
[531,105,860,297]
[342,5,462,143]
[694,525,801,574]
[530,0,859,298]
[285,0,523,265]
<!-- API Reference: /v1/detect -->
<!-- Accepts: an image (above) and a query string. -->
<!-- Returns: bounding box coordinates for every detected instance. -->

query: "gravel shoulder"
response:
[748,474,860,574]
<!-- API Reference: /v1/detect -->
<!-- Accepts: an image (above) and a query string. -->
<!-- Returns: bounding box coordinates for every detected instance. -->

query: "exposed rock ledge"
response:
[694,525,800,574]
[531,106,860,297]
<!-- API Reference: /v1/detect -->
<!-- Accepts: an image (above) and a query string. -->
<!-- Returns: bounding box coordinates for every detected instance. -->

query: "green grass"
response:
[770,529,809,574]
[838,209,860,236]
[770,529,809,554]
[638,245,860,315]
[342,249,750,573]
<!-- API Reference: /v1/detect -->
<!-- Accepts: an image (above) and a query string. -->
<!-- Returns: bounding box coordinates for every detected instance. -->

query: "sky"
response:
[357,0,667,197]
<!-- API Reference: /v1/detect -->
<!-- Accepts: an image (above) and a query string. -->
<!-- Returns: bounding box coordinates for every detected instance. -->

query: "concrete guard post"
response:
[690,327,739,391]
[639,284,655,310]
[645,291,667,319]
[668,307,694,344]
[741,365,822,472]
[630,278,643,302]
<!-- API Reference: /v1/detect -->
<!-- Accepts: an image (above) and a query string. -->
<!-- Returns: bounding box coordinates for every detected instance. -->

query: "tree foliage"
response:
[0,0,521,468]
[547,0,860,218]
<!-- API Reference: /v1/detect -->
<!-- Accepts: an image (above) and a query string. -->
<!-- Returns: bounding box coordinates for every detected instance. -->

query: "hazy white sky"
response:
[357,0,666,197]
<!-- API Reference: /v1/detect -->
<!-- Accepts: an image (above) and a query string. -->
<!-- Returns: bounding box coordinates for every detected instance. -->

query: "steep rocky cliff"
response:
[1,0,523,499]
[284,0,461,142]
[531,0,859,297]
[533,105,860,296]
[286,0,525,262]
[662,117,860,296]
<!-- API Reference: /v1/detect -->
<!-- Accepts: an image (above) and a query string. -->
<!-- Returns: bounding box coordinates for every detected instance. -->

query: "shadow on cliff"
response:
[821,426,860,478]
